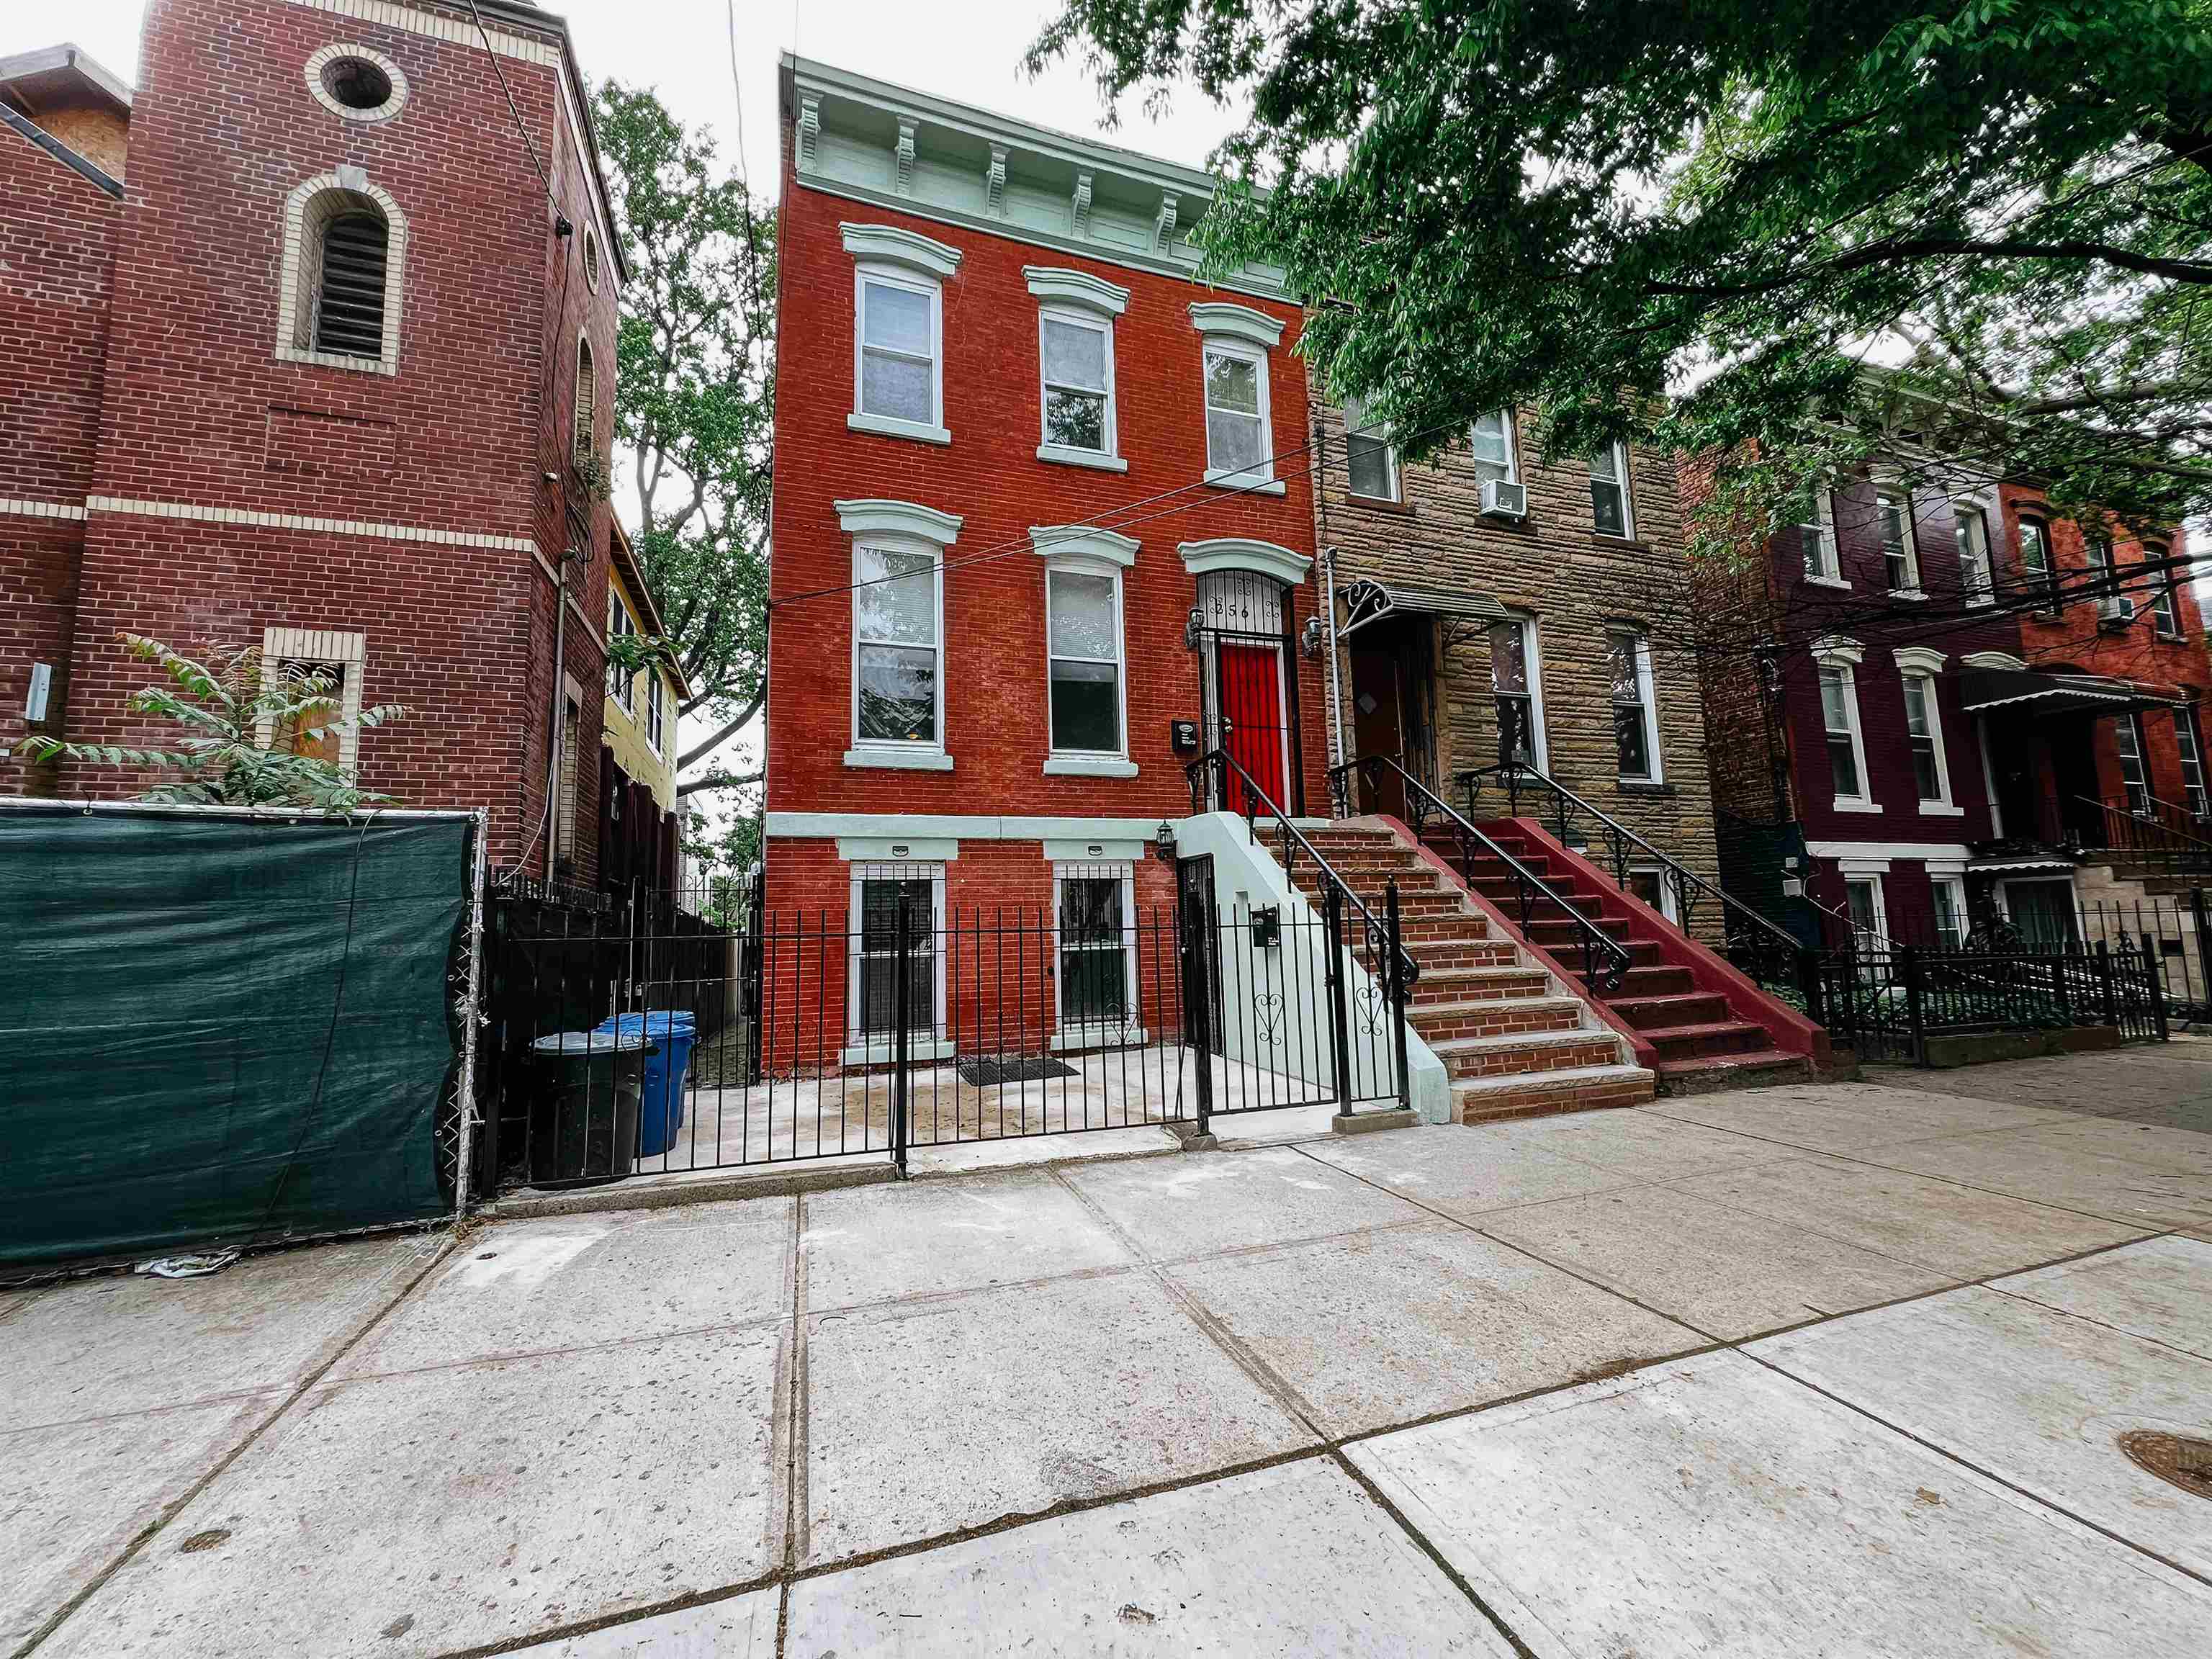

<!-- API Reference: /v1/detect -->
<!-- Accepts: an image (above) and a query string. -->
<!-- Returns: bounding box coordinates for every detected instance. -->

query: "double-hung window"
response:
[2017,518,2059,614]
[1606,627,1661,782]
[848,863,943,1053]
[1799,487,1839,582]
[1954,506,1994,605]
[1931,876,1968,949]
[1344,397,1398,502]
[853,542,942,750]
[606,594,637,711]
[2085,534,2128,624]
[1902,672,1949,806]
[1817,648,1873,809]
[1040,307,1115,457]
[1046,565,1124,757]
[2116,711,2152,816]
[2147,542,2182,637]
[1878,483,1920,593]
[1589,443,1633,538]
[2176,706,2210,820]
[1054,863,1138,1046]
[1470,410,1517,493]
[646,673,666,755]
[1489,616,1545,768]
[1202,341,1271,483]
[1843,876,1888,954]
[855,269,940,431]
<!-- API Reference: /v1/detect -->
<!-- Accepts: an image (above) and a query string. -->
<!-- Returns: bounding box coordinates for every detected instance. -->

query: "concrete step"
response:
[1428,1026,1626,1082]
[1450,1061,1658,1123]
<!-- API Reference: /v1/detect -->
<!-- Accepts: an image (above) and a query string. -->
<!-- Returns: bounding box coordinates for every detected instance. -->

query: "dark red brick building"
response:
[764,56,1329,1064]
[1,2,623,883]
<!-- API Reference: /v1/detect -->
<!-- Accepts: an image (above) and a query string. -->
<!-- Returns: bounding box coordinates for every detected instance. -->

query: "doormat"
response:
[958,1055,1079,1086]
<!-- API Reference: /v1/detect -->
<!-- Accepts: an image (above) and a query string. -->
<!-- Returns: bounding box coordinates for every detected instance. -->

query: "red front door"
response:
[1218,642,1287,813]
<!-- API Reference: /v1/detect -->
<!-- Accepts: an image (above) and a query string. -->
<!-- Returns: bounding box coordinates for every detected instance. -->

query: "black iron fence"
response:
[477,868,1412,1190]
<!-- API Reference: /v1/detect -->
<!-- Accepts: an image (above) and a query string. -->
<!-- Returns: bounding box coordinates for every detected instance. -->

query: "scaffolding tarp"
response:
[0,804,473,1274]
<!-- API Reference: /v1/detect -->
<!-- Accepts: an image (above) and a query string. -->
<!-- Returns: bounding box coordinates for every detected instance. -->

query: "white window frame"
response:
[851,261,946,444]
[606,591,637,713]
[646,672,667,757]
[1624,863,1680,924]
[849,535,947,763]
[2176,705,2210,820]
[1343,396,1400,503]
[1876,476,1921,595]
[1814,638,1876,812]
[2016,516,2060,615]
[1607,626,1663,783]
[1050,860,1143,1051]
[1841,872,1890,953]
[1036,302,1118,464]
[1799,485,1843,585]
[1491,612,1549,770]
[1200,337,1275,490]
[1954,503,1995,607]
[1589,441,1634,539]
[2116,711,2152,815]
[843,861,950,1066]
[2146,542,2183,638]
[1930,873,1969,948]
[1043,559,1129,765]
[1470,409,1519,487]
[1894,646,1959,814]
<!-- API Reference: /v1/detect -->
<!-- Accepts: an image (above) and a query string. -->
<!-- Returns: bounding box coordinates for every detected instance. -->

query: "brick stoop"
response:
[1429,817,1823,1096]
[1292,823,1655,1122]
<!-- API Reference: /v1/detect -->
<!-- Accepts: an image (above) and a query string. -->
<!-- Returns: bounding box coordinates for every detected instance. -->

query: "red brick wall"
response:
[765,148,1328,840]
[18,0,619,878]
[0,120,117,775]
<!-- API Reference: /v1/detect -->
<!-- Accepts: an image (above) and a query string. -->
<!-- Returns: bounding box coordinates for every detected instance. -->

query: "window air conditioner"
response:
[1480,478,1527,519]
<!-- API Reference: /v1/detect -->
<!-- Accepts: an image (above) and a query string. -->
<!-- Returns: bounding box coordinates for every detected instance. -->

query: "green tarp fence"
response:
[0,804,475,1275]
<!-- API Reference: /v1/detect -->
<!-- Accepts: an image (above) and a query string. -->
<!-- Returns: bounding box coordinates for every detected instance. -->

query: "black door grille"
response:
[315,212,388,357]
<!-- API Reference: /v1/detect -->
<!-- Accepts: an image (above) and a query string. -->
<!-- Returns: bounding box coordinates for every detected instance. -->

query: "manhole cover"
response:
[957,1055,1079,1087]
[2118,1430,2212,1500]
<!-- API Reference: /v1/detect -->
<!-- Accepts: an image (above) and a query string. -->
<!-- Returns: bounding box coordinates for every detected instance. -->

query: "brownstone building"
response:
[1,2,626,883]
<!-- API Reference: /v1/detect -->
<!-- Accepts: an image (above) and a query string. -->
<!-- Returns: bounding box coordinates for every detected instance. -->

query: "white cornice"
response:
[1179,537,1311,585]
[1031,525,1139,568]
[1187,302,1285,349]
[1023,266,1130,316]
[840,222,962,279]
[833,498,962,546]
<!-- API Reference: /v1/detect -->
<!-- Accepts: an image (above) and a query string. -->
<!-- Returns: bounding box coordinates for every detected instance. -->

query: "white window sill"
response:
[1043,755,1138,778]
[1803,574,1853,590]
[848,410,951,446]
[1832,799,1884,814]
[1917,801,1966,817]
[1051,1027,1148,1053]
[1038,444,1128,472]
[1202,468,1285,496]
[1888,588,1928,602]
[840,1038,956,1067]
[844,747,954,772]
[1965,596,1995,608]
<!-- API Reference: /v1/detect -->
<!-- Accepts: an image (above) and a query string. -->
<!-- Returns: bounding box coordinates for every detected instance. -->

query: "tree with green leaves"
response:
[593,81,775,798]
[19,634,407,811]
[1028,0,2212,557]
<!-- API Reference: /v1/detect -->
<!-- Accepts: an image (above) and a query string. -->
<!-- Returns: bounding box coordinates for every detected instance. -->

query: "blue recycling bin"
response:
[594,1011,698,1158]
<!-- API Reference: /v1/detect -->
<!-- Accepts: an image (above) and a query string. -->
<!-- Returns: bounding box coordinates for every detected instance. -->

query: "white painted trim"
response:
[834,835,960,860]
[1037,444,1128,472]
[1041,557,1130,765]
[1044,756,1138,778]
[1049,859,1140,1048]
[851,259,945,436]
[1817,656,1874,811]
[1202,472,1286,495]
[303,43,408,122]
[89,495,531,550]
[1041,835,1148,861]
[1609,626,1663,785]
[1810,634,1865,665]
[1036,302,1118,462]
[835,498,962,544]
[1178,537,1311,585]
[845,860,948,1054]
[1804,573,1853,590]
[770,811,1176,840]
[1030,524,1138,568]
[1873,472,1921,593]
[1023,266,1128,315]
[848,411,952,445]
[1893,646,1948,673]
[1806,840,1974,863]
[840,221,961,277]
[1962,650,2027,671]
[1589,441,1635,539]
[843,747,954,771]
[842,1038,956,1066]
[1187,301,1284,347]
[1899,665,1956,810]
[1197,333,1274,484]
[1799,485,1839,581]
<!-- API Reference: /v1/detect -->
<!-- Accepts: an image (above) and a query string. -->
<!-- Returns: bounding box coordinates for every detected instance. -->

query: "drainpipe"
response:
[1323,547,1346,772]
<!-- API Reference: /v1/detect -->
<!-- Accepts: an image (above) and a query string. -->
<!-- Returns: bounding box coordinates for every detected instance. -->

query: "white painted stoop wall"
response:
[1174,812,1453,1122]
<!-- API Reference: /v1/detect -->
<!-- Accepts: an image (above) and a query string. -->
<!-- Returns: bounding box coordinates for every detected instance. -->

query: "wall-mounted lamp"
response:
[1184,606,1205,652]
[1152,820,1177,863]
[1299,616,1327,659]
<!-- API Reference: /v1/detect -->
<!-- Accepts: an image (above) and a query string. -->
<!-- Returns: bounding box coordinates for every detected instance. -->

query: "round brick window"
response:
[305,45,408,123]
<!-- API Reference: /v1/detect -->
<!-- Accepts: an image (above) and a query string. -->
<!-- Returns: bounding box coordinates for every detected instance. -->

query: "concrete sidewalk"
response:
[6,1047,2212,1656]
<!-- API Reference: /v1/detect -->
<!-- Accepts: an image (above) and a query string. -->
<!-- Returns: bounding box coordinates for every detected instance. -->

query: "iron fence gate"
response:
[479,861,1411,1190]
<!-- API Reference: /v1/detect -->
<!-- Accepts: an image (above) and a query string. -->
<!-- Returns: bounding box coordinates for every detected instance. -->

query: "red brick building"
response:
[1,2,624,884]
[1696,444,2206,949]
[763,58,1332,1064]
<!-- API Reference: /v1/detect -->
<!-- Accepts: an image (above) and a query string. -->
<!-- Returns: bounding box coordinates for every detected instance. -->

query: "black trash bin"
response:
[526,1030,655,1185]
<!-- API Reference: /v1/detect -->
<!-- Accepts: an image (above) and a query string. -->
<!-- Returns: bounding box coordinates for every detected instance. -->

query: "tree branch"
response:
[1647,238,2212,300]
[678,687,764,770]
[677,769,762,798]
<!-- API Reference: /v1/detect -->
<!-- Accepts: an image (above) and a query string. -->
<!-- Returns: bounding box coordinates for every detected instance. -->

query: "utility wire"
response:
[464,0,566,220]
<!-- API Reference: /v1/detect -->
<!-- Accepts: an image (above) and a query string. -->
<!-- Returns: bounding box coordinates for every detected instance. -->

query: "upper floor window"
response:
[853,541,942,751]
[1877,482,1920,593]
[2116,711,2152,814]
[1470,410,1517,492]
[1344,397,1398,503]
[1589,443,1633,538]
[1040,309,1115,458]
[2176,706,2209,820]
[842,224,961,445]
[1799,486,1839,583]
[2086,534,2130,625]
[647,673,667,755]
[1954,506,1994,606]
[2146,542,2182,637]
[1814,641,1873,810]
[1047,565,1125,757]
[278,173,408,375]
[1190,302,1285,491]
[606,592,636,711]
[2017,518,2059,615]
[1606,627,1661,783]
[1489,615,1545,768]
[572,335,598,468]
[1901,671,1951,806]
[305,45,408,123]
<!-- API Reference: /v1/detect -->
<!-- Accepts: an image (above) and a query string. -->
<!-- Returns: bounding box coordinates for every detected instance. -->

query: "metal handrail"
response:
[2073,793,2212,864]
[1187,747,1419,988]
[1334,752,1631,993]
[1454,762,1801,954]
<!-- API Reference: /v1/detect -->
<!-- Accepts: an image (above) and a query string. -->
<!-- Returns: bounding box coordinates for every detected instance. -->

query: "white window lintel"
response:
[1187,301,1284,348]
[1024,266,1129,316]
[835,498,962,546]
[840,222,961,278]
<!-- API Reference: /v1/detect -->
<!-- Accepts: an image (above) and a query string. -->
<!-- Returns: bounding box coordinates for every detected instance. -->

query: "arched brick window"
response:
[276,171,408,375]
[573,335,598,467]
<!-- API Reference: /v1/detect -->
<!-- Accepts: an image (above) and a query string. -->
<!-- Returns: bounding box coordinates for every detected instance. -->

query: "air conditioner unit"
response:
[2098,593,2134,628]
[1480,478,1527,519]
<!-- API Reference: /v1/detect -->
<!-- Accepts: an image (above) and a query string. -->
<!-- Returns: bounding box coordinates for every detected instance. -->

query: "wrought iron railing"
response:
[2074,793,2212,875]
[1331,752,1631,994]
[1452,762,1807,991]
